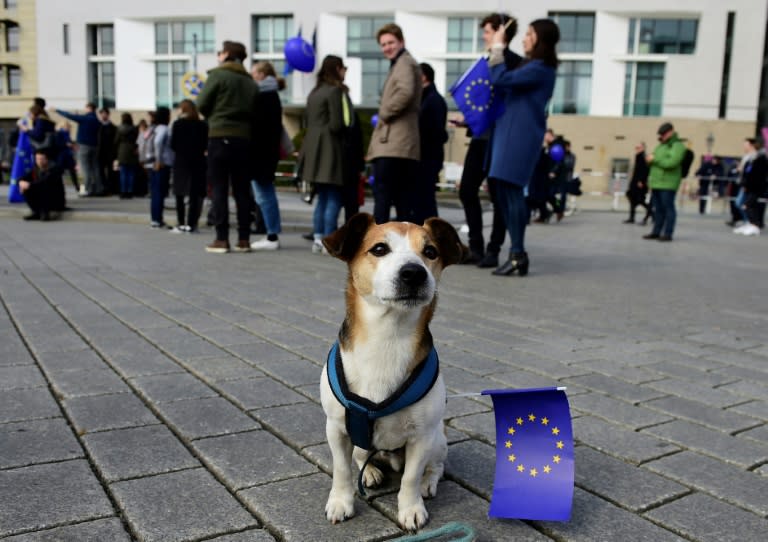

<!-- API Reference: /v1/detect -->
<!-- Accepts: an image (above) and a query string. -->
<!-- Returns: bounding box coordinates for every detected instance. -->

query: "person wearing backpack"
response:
[643,122,687,242]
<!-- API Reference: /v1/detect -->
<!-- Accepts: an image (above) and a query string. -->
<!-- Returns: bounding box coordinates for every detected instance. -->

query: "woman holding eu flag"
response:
[487,19,559,276]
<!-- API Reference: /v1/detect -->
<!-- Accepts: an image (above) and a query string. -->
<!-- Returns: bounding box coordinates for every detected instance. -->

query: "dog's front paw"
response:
[398,502,429,531]
[362,463,384,488]
[325,493,355,524]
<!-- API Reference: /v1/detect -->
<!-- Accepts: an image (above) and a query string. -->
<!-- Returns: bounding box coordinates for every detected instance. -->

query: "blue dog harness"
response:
[325,341,440,452]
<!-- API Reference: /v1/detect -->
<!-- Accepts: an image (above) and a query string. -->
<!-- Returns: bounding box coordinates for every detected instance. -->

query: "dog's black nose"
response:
[399,263,427,287]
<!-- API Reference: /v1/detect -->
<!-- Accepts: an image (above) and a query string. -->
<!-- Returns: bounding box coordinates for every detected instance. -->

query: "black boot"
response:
[492,252,529,277]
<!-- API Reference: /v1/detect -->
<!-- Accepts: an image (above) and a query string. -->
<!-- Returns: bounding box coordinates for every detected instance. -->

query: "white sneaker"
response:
[742,224,761,236]
[312,240,324,253]
[733,224,748,234]
[250,237,280,250]
[169,226,185,234]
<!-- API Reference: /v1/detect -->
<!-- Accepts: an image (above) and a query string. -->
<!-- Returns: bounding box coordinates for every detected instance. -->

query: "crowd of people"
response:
[10,13,766,263]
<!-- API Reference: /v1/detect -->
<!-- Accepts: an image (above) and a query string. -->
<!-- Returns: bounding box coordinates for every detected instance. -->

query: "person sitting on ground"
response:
[18,145,66,221]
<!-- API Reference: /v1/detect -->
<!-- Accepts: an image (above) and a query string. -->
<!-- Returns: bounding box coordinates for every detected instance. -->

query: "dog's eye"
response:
[369,243,391,257]
[423,245,438,260]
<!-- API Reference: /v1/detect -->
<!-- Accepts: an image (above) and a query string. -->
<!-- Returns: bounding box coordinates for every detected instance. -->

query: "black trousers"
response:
[372,157,418,224]
[416,159,442,224]
[207,137,252,242]
[626,191,651,222]
[458,139,506,255]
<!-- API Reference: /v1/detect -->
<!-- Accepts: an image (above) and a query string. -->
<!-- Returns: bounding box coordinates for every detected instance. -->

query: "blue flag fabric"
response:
[449,57,505,136]
[8,129,33,203]
[482,387,574,521]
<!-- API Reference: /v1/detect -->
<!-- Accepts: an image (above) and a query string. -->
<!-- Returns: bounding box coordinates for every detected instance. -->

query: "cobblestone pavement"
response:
[0,192,767,542]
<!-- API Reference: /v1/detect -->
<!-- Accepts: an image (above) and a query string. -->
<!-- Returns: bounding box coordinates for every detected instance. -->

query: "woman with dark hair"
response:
[114,112,138,198]
[248,61,285,250]
[170,100,208,233]
[297,55,348,253]
[486,18,559,276]
[149,106,173,228]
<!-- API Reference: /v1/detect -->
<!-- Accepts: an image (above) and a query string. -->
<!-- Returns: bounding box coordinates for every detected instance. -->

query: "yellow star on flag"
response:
[556,441,564,449]
[541,417,549,426]
[552,427,560,435]
[507,427,515,435]
[553,455,561,464]
[508,454,516,462]
[528,413,536,422]
[516,417,524,425]
[543,465,552,474]
[517,464,525,472]
[530,468,538,477]
[505,440,512,449]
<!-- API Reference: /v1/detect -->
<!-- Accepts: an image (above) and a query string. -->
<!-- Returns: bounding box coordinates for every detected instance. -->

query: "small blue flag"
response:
[8,129,34,203]
[449,57,505,136]
[482,387,574,521]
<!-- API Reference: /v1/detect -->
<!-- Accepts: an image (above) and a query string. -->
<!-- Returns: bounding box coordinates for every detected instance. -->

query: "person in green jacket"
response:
[197,40,259,254]
[643,122,687,242]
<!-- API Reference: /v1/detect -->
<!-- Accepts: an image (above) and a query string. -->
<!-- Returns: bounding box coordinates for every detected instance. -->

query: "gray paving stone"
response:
[0,460,114,537]
[253,357,323,387]
[535,488,684,542]
[182,355,266,381]
[64,392,159,433]
[250,402,326,449]
[227,342,303,365]
[374,480,550,541]
[641,419,768,468]
[193,430,318,490]
[646,378,744,408]
[111,468,258,542]
[0,387,61,423]
[444,440,495,500]
[102,349,183,378]
[217,377,309,410]
[642,360,736,387]
[727,400,768,421]
[644,451,768,516]
[713,365,768,385]
[444,396,491,420]
[737,424,768,444]
[643,395,762,432]
[572,416,680,464]
[48,368,130,398]
[717,379,768,401]
[446,410,496,444]
[82,424,199,482]
[0,418,82,469]
[0,365,47,390]
[686,331,761,350]
[486,368,564,390]
[620,349,720,370]
[1,517,131,542]
[130,372,219,403]
[644,492,768,542]
[238,473,401,542]
[35,348,108,374]
[574,446,688,512]
[441,366,501,395]
[157,396,260,440]
[205,530,277,542]
[570,359,663,384]
[570,392,672,430]
[198,326,263,347]
[565,374,665,403]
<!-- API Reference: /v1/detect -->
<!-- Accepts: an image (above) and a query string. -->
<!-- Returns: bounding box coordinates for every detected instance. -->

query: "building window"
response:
[348,15,393,105]
[155,21,215,55]
[628,18,698,54]
[7,66,20,95]
[623,62,665,117]
[63,24,70,55]
[447,17,484,53]
[445,58,475,102]
[155,60,186,108]
[3,0,17,9]
[89,24,114,56]
[88,25,115,108]
[5,23,19,52]
[252,15,292,54]
[549,13,594,53]
[552,61,592,114]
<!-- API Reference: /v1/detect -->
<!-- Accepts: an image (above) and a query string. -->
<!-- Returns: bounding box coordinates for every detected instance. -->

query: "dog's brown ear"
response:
[322,213,374,261]
[423,217,468,267]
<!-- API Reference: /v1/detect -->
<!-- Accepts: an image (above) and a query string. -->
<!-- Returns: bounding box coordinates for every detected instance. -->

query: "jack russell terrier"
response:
[320,213,466,531]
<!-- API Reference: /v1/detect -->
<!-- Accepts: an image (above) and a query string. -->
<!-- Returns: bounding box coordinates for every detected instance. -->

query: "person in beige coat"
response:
[368,23,422,224]
[298,55,350,252]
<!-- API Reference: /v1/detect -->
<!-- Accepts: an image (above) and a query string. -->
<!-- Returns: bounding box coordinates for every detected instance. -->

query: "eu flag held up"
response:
[482,387,574,521]
[448,57,505,136]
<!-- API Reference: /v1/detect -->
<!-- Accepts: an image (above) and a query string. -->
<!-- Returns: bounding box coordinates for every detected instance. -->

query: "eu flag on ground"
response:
[8,130,33,203]
[482,387,574,521]
[448,57,505,136]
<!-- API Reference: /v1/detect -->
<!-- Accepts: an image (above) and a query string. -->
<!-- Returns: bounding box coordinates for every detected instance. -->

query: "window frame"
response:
[623,61,665,117]
[551,60,592,115]
[154,20,215,55]
[251,15,294,103]
[87,24,116,108]
[347,15,393,107]
[548,12,595,54]
[628,18,698,55]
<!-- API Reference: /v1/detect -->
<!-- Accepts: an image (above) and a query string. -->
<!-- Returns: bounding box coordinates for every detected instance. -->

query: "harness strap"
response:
[326,341,439,451]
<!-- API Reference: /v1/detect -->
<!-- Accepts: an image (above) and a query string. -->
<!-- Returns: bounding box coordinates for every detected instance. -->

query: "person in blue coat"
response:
[487,18,559,276]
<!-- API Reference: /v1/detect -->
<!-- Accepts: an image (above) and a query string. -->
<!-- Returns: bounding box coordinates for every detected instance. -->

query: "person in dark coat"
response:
[114,113,139,198]
[26,105,57,159]
[55,102,101,196]
[297,55,348,253]
[170,100,208,233]
[18,146,66,221]
[694,154,724,215]
[97,108,117,195]
[734,138,767,235]
[55,122,79,192]
[341,109,365,224]
[624,142,651,224]
[487,18,559,276]
[248,61,285,250]
[416,62,448,223]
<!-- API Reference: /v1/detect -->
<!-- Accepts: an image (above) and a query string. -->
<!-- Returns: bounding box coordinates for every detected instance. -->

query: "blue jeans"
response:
[734,188,749,222]
[313,183,342,236]
[493,179,527,254]
[650,189,677,237]
[119,165,135,195]
[150,166,170,224]
[251,179,282,235]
